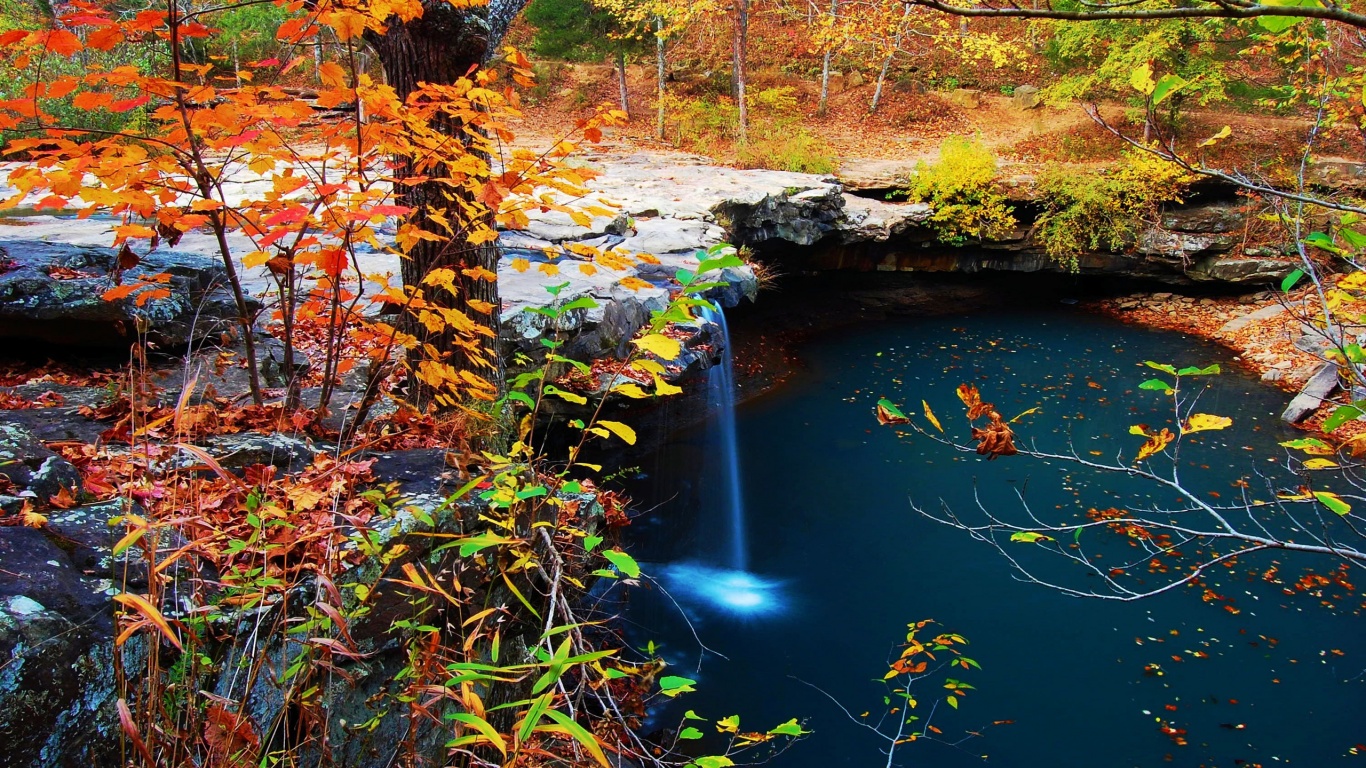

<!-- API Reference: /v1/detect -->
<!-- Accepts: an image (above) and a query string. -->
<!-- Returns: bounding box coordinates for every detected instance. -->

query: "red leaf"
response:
[110,95,150,113]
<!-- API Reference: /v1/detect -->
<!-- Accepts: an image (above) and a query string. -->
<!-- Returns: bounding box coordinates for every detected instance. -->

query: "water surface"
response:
[627,307,1366,768]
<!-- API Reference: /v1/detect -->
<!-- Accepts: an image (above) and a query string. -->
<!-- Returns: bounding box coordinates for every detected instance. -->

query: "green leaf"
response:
[675,268,695,286]
[518,692,554,742]
[692,758,735,768]
[1009,531,1053,543]
[1313,490,1352,515]
[1304,231,1344,255]
[1322,403,1364,432]
[1151,74,1188,106]
[446,713,507,756]
[696,254,744,274]
[679,727,704,740]
[1280,437,1334,455]
[945,695,959,709]
[434,532,517,558]
[583,535,603,552]
[532,637,573,694]
[1138,379,1174,393]
[1257,0,1324,32]
[543,709,611,768]
[1176,364,1221,376]
[659,675,697,696]
[560,295,599,312]
[767,718,809,737]
[1143,361,1177,374]
[683,709,705,720]
[1342,228,1366,250]
[504,390,535,409]
[1282,268,1306,293]
[602,549,641,578]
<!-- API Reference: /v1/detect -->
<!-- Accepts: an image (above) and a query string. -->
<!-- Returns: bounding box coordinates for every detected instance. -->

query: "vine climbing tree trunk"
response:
[366,0,528,404]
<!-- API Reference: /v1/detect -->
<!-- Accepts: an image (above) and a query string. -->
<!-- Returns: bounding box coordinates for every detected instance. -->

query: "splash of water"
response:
[661,562,786,618]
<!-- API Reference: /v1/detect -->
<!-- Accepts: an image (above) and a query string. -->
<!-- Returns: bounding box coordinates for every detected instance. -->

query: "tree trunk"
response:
[367,0,526,405]
[734,0,749,144]
[616,50,630,118]
[871,5,910,114]
[655,16,666,140]
[817,0,836,117]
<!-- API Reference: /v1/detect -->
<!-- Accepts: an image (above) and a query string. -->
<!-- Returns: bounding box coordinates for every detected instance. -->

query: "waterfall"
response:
[700,302,748,572]
[657,302,782,618]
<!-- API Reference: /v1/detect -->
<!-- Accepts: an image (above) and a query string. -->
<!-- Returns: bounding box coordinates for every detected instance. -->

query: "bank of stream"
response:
[622,304,1366,767]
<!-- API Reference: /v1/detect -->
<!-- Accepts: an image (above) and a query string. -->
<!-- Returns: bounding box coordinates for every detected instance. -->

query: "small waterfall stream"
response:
[658,302,783,617]
[699,303,748,571]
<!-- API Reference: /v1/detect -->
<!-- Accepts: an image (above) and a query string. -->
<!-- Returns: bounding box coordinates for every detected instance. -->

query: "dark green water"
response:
[626,307,1366,768]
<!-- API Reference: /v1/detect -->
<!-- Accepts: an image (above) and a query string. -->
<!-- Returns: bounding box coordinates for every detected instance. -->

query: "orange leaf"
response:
[44,29,82,56]
[72,91,112,111]
[113,592,182,650]
[85,26,123,51]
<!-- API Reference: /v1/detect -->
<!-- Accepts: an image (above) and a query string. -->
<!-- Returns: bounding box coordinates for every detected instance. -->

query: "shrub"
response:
[905,136,1016,244]
[1034,150,1194,271]
[663,86,835,174]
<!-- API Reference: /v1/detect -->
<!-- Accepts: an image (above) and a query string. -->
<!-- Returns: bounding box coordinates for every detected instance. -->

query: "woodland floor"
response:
[511,61,1366,171]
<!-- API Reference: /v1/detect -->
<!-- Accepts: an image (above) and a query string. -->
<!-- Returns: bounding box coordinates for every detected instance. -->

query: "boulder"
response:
[945,88,981,109]
[846,70,866,89]
[0,240,258,348]
[0,422,81,513]
[1283,362,1339,423]
[1011,85,1041,109]
[0,501,133,768]
[1188,254,1296,283]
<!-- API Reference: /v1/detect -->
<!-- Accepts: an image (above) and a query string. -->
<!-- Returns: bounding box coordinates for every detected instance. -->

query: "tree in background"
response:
[597,0,716,139]
[525,0,649,115]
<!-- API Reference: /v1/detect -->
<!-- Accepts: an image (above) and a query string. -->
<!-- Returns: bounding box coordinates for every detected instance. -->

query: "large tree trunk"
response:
[367,1,526,404]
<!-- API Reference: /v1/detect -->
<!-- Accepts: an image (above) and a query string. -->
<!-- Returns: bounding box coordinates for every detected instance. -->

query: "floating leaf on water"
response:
[1009,531,1053,543]
[877,398,910,425]
[1183,414,1232,434]
[922,400,943,432]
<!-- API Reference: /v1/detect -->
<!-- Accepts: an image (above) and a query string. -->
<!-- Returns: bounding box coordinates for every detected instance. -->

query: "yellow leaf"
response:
[578,263,598,276]
[510,257,530,273]
[1135,427,1176,462]
[611,382,650,398]
[1304,458,1340,469]
[1182,414,1232,434]
[652,373,682,396]
[243,250,271,269]
[1199,125,1232,148]
[1130,62,1155,96]
[922,400,943,433]
[631,359,666,375]
[633,334,681,360]
[538,262,560,277]
[595,420,637,445]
